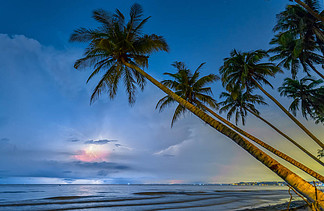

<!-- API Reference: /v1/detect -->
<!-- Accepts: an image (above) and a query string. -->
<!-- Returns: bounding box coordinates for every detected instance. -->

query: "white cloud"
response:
[154,139,194,157]
[0,34,323,184]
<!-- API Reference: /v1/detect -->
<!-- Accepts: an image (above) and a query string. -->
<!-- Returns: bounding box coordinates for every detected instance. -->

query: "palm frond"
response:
[156,61,217,127]
[70,28,98,42]
[171,105,187,127]
[93,9,113,27]
[70,3,169,105]
[156,96,175,112]
[90,64,118,104]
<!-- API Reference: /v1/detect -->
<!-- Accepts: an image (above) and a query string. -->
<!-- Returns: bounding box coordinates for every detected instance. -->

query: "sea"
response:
[0,184,308,210]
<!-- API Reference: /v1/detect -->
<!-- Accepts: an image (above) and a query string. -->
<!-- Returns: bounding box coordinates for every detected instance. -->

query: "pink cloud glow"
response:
[168,180,184,184]
[73,146,109,162]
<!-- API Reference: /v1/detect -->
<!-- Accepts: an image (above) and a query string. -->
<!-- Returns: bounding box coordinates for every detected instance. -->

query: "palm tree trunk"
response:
[293,0,324,24]
[307,61,324,79]
[252,79,324,149]
[123,60,324,207]
[200,104,324,182]
[245,107,324,167]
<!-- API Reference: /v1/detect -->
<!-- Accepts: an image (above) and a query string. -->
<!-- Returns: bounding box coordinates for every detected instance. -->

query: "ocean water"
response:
[0,184,304,210]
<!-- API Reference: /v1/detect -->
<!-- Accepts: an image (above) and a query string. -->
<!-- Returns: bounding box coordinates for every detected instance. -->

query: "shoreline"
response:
[240,200,309,210]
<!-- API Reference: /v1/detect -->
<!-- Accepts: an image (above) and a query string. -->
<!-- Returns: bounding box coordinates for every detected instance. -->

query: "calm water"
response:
[0,184,305,210]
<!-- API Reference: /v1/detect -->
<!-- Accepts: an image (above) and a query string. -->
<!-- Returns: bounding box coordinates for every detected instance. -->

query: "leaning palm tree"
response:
[157,62,324,181]
[70,4,324,205]
[279,77,324,123]
[290,0,324,24]
[156,61,219,127]
[70,5,168,104]
[269,32,324,79]
[275,1,324,46]
[312,85,324,124]
[219,89,324,166]
[219,91,267,126]
[220,49,324,149]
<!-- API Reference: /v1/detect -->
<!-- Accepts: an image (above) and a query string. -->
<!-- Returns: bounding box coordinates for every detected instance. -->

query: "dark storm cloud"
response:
[0,159,132,180]
[68,139,80,142]
[97,170,108,176]
[74,161,130,170]
[84,139,117,145]
[64,178,76,183]
[0,138,10,143]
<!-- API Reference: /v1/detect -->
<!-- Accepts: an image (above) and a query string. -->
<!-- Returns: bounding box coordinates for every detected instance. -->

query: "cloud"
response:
[0,138,10,143]
[1,33,323,185]
[97,170,109,176]
[73,148,109,162]
[74,161,130,170]
[68,139,80,142]
[154,140,193,157]
[84,139,117,145]
[0,158,132,180]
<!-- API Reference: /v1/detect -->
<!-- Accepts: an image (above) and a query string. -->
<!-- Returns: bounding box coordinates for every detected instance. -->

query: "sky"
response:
[0,0,323,184]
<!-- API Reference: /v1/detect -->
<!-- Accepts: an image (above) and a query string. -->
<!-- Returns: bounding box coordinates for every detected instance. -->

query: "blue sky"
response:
[0,0,323,184]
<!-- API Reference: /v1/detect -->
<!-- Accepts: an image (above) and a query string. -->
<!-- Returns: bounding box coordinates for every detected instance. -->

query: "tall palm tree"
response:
[291,0,324,24]
[275,1,324,44]
[312,85,324,124]
[157,63,324,181]
[219,91,267,126]
[71,4,324,205]
[220,49,280,92]
[220,49,324,149]
[156,61,218,127]
[279,77,324,123]
[275,0,324,77]
[219,89,324,166]
[269,32,324,79]
[70,4,169,104]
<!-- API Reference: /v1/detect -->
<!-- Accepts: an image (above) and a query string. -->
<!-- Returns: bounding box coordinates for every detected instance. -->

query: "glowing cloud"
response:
[73,145,109,162]
[168,180,184,184]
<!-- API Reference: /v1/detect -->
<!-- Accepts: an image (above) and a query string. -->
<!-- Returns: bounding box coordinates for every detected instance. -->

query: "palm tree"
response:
[70,4,169,104]
[279,77,324,123]
[70,4,324,205]
[269,32,324,79]
[275,1,324,44]
[156,61,219,127]
[312,85,324,124]
[274,0,324,77]
[220,49,324,149]
[219,91,267,126]
[157,63,324,181]
[219,89,324,166]
[290,0,324,24]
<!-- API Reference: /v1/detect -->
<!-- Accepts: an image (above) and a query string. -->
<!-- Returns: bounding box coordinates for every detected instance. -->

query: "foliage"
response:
[70,3,168,104]
[279,77,324,123]
[274,0,324,52]
[156,62,219,126]
[269,32,324,79]
[219,49,281,93]
[219,90,267,125]
[270,0,324,79]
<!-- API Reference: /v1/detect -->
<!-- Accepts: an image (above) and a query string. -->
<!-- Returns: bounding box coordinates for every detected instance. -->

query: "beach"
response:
[0,184,312,210]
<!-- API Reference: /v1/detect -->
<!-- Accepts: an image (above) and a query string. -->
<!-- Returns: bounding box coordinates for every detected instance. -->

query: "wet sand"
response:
[241,200,310,210]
